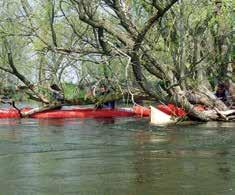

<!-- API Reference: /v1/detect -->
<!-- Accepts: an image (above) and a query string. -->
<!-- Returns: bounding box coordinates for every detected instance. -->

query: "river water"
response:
[0,117,234,195]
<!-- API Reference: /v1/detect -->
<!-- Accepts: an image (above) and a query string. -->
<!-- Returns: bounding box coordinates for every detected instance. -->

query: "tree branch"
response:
[0,66,13,74]
[6,51,49,104]
[134,0,178,51]
[70,1,134,47]
[105,0,138,38]
[49,0,58,47]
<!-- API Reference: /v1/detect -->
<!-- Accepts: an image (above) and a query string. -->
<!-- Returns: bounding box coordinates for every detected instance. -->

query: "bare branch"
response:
[104,0,138,38]
[0,66,13,74]
[134,0,178,51]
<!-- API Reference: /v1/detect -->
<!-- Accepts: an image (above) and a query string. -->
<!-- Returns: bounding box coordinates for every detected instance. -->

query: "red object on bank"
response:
[133,105,151,116]
[156,104,186,117]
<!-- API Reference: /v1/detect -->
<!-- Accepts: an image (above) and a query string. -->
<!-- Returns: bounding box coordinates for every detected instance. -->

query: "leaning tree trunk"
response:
[185,86,228,111]
[170,87,210,121]
[170,86,235,121]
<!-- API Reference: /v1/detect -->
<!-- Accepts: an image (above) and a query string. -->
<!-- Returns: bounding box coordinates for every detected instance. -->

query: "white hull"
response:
[150,106,176,125]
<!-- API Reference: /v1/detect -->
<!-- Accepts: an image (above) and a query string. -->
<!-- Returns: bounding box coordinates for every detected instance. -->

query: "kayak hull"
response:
[0,108,134,119]
[0,109,21,118]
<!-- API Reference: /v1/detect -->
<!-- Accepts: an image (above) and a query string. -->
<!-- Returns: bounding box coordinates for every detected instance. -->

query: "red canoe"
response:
[0,108,135,119]
[0,108,21,118]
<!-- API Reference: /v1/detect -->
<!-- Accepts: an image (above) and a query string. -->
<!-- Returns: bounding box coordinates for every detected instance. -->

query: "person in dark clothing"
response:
[215,83,228,103]
[101,100,115,109]
[0,88,13,104]
[96,85,115,109]
[49,84,64,103]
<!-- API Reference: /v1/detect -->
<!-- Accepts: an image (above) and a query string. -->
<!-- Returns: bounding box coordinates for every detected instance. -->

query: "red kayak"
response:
[0,107,135,119]
[0,108,21,118]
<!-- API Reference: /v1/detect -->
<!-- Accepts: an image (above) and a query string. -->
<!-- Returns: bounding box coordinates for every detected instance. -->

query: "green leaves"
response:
[0,0,233,103]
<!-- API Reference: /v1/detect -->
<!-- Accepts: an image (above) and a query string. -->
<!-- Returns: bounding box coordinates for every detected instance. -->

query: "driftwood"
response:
[219,109,235,116]
[21,103,62,117]
[185,87,228,111]
[201,109,235,121]
[228,115,235,120]
[170,87,235,122]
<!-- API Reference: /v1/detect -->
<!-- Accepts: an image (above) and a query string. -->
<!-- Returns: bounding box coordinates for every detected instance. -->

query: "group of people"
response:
[31,80,235,109]
[1,80,233,110]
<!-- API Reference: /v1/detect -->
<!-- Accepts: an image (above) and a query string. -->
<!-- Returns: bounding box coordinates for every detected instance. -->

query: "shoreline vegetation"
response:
[0,84,234,122]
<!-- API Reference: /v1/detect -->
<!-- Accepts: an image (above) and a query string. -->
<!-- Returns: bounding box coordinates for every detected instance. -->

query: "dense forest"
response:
[0,0,234,121]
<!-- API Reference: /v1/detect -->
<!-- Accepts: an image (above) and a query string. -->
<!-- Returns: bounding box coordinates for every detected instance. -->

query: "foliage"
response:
[0,0,233,116]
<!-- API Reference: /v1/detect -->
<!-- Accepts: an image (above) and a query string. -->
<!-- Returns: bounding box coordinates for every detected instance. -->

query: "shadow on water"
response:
[0,116,234,194]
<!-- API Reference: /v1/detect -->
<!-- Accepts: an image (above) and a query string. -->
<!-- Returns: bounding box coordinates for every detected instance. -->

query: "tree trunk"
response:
[21,103,62,117]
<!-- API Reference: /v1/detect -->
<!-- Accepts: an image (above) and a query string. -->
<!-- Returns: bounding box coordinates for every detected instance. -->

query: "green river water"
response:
[0,117,234,195]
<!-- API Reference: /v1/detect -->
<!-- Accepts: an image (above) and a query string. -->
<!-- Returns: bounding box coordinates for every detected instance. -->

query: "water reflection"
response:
[133,129,169,144]
[38,118,84,127]
[132,130,162,185]
[94,118,115,125]
[197,121,235,128]
[0,119,21,126]
[0,118,234,194]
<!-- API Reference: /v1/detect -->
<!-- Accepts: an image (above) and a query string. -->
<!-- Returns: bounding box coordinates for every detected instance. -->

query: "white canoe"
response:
[150,106,176,125]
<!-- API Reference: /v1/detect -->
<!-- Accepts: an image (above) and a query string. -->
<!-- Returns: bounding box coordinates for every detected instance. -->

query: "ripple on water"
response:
[0,117,234,195]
